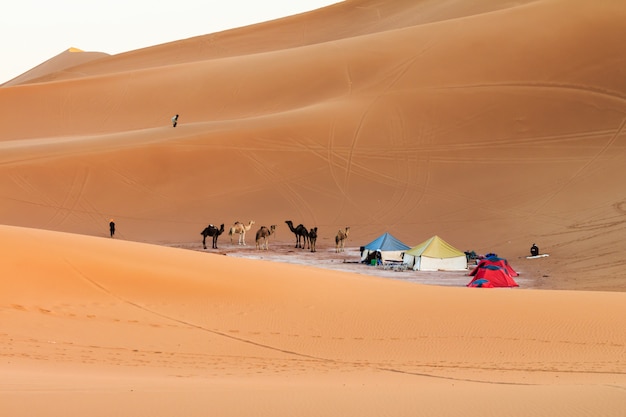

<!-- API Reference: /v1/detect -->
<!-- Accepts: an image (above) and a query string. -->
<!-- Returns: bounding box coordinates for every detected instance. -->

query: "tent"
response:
[360,232,410,263]
[466,265,519,288]
[467,278,495,288]
[469,256,518,277]
[403,235,467,271]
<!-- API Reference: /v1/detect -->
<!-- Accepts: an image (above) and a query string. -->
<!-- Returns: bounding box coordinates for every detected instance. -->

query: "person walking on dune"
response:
[171,114,179,127]
[109,219,116,238]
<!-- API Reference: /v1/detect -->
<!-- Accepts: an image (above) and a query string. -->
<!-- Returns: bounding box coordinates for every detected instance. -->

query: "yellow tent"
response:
[403,235,467,271]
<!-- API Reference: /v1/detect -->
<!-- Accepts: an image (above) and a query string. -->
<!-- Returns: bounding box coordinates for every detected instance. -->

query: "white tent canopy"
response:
[403,235,467,271]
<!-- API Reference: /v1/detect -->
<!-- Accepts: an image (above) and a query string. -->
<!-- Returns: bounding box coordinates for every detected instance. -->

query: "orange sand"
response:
[1,0,625,415]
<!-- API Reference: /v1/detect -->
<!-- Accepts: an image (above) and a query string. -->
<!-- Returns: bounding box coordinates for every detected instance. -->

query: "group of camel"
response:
[200,220,350,252]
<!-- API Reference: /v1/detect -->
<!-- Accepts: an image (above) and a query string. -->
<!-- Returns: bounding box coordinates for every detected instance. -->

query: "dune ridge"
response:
[1,0,626,415]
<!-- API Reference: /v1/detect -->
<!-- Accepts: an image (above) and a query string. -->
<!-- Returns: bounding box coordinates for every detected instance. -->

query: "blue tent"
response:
[361,232,410,263]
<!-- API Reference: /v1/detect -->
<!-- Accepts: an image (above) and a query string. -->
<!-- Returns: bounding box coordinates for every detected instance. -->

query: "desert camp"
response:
[2,0,626,416]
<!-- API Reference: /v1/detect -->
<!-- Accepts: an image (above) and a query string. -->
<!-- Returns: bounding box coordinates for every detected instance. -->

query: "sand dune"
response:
[1,48,109,87]
[1,225,625,416]
[1,0,626,415]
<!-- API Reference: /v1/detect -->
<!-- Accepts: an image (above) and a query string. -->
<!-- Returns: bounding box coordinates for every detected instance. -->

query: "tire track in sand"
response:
[42,166,91,229]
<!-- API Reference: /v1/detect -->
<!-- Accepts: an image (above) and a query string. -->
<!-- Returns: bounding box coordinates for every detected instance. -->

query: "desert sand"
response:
[1,0,626,415]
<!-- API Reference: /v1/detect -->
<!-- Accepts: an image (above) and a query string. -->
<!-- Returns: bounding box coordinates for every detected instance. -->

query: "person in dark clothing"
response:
[530,243,539,256]
[172,114,179,127]
[109,219,116,238]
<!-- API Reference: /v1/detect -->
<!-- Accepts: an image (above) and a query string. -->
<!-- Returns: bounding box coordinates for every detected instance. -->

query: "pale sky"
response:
[0,0,341,84]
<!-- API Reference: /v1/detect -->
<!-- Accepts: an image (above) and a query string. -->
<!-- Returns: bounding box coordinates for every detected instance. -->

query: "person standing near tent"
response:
[530,243,539,256]
[171,114,179,127]
[109,219,116,238]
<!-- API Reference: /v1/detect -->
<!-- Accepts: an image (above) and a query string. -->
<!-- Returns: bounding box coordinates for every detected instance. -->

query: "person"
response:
[171,114,179,127]
[530,243,539,256]
[109,219,116,238]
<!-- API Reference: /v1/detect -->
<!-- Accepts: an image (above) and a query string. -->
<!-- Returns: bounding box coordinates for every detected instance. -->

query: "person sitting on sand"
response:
[530,243,539,256]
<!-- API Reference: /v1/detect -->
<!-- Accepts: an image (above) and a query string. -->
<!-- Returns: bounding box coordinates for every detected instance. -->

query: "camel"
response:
[285,220,309,249]
[255,225,276,250]
[309,227,318,252]
[335,226,350,253]
[201,223,225,249]
[229,220,255,245]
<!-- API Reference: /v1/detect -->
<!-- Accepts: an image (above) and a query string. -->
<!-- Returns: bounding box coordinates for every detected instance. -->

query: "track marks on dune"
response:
[438,80,626,104]
[64,259,326,362]
[6,171,59,210]
[109,165,171,202]
[242,148,318,223]
[529,117,626,217]
[42,166,92,229]
[6,165,102,230]
[57,259,626,384]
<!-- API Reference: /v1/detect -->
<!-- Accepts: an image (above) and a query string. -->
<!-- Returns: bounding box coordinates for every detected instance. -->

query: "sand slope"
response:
[1,0,625,289]
[1,48,109,87]
[1,225,625,416]
[1,0,626,415]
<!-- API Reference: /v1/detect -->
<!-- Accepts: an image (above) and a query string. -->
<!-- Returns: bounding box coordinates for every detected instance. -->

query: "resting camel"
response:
[335,226,350,253]
[201,223,225,249]
[285,220,309,249]
[255,225,276,250]
[229,220,255,245]
[309,227,318,252]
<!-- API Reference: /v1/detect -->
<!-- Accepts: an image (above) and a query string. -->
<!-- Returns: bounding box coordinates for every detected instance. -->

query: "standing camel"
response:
[285,220,309,249]
[335,226,350,253]
[255,225,276,250]
[309,227,318,252]
[201,223,225,249]
[229,220,255,245]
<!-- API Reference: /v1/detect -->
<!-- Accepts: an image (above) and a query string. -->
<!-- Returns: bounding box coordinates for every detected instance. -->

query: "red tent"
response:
[466,265,519,288]
[467,279,495,288]
[469,256,518,277]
